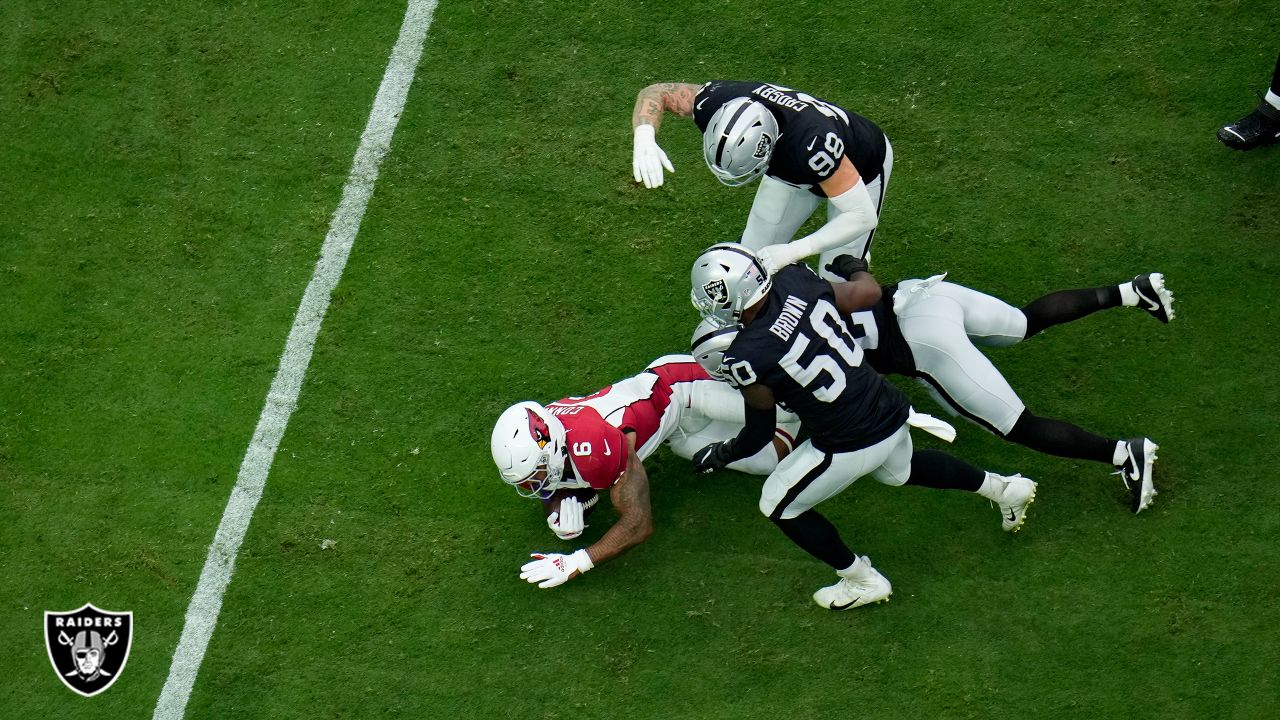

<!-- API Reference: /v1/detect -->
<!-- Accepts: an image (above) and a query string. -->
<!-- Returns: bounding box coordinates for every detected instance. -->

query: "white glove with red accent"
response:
[546,496,586,540]
[519,549,594,589]
[632,124,674,188]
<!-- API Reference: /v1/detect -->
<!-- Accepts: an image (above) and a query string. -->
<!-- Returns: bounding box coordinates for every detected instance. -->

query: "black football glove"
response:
[692,440,737,474]
[824,254,869,280]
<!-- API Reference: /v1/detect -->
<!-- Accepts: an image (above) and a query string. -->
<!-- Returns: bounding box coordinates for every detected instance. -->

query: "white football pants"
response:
[759,423,914,520]
[894,279,1029,435]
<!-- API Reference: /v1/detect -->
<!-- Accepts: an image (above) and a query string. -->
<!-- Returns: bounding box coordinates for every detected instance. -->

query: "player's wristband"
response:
[571,549,594,573]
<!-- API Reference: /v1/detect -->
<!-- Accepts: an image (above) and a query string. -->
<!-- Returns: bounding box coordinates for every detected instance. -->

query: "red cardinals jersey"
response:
[555,356,711,460]
[544,401,627,490]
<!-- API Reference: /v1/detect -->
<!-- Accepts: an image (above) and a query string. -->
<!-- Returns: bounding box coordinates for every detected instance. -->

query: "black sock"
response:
[904,449,985,491]
[1020,286,1122,339]
[1271,52,1280,95]
[772,510,857,570]
[1004,410,1116,464]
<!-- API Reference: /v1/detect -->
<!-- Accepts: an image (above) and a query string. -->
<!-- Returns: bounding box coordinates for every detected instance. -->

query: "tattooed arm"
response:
[631,82,702,188]
[632,82,702,130]
[583,432,653,566]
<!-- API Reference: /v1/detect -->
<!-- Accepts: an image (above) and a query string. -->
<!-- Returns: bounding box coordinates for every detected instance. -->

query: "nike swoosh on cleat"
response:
[1007,509,1017,522]
[1135,287,1158,310]
[830,596,861,610]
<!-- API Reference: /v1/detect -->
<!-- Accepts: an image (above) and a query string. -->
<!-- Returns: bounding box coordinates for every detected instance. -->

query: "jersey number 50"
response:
[779,300,863,402]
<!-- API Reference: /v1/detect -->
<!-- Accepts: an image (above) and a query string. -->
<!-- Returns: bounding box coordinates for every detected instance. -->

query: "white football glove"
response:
[632,124,674,189]
[546,496,586,540]
[755,243,798,275]
[519,549,594,589]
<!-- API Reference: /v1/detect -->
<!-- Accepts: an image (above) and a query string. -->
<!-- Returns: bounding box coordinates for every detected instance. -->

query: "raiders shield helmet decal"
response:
[703,279,729,307]
[753,133,773,159]
[44,603,133,697]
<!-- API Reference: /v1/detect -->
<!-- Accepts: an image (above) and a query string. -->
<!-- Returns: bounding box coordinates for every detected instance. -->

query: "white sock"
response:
[1118,282,1139,307]
[1112,440,1129,466]
[838,556,865,577]
[977,472,1004,500]
[1266,89,1280,111]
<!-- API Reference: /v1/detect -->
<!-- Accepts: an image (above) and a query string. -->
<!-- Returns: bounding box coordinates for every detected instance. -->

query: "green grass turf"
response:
[2,0,1279,718]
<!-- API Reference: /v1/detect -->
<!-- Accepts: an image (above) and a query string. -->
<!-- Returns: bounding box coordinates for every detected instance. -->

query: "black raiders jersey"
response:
[693,80,887,198]
[722,264,909,453]
[845,283,917,377]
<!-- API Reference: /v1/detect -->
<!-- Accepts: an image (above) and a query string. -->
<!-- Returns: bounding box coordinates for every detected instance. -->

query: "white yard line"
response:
[152,2,437,717]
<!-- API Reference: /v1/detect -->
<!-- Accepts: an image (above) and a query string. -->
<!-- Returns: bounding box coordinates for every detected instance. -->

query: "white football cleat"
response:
[992,473,1037,533]
[1116,438,1159,513]
[813,556,892,611]
[1130,273,1175,323]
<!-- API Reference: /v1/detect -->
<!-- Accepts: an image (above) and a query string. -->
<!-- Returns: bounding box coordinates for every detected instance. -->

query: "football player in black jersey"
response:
[822,255,1174,514]
[632,81,890,280]
[688,243,1036,611]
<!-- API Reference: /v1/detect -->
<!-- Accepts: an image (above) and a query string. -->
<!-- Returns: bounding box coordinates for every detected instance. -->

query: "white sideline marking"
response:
[152,2,437,717]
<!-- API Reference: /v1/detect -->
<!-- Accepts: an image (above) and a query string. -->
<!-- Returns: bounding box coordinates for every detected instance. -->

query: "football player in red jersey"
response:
[491,355,799,589]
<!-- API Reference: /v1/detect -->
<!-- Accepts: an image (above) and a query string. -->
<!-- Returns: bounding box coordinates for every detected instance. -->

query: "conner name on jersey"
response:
[769,295,810,342]
[546,405,585,416]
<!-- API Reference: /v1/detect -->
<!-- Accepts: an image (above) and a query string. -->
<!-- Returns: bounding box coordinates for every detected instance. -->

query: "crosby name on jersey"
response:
[693,81,887,196]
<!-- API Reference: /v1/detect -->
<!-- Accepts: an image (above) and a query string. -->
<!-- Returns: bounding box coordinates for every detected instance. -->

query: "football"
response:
[544,487,600,518]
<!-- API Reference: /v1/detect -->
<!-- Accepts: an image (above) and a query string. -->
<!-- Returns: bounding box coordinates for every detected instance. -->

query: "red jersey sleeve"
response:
[548,403,629,490]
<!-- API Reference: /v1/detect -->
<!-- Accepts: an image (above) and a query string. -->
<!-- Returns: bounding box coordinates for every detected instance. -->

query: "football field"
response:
[3,0,1279,718]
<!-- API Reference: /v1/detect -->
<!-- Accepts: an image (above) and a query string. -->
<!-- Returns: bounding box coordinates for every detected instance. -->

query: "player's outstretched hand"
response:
[546,496,586,540]
[632,124,674,188]
[519,550,594,589]
[692,440,735,474]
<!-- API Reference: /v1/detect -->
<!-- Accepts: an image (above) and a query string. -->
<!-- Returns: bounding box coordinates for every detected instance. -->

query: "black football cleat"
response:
[1217,96,1280,151]
[1116,438,1158,514]
[1130,273,1175,324]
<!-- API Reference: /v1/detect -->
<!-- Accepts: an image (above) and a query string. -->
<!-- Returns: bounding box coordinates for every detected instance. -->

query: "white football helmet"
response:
[691,317,739,381]
[491,401,566,499]
[690,243,772,327]
[702,97,779,187]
